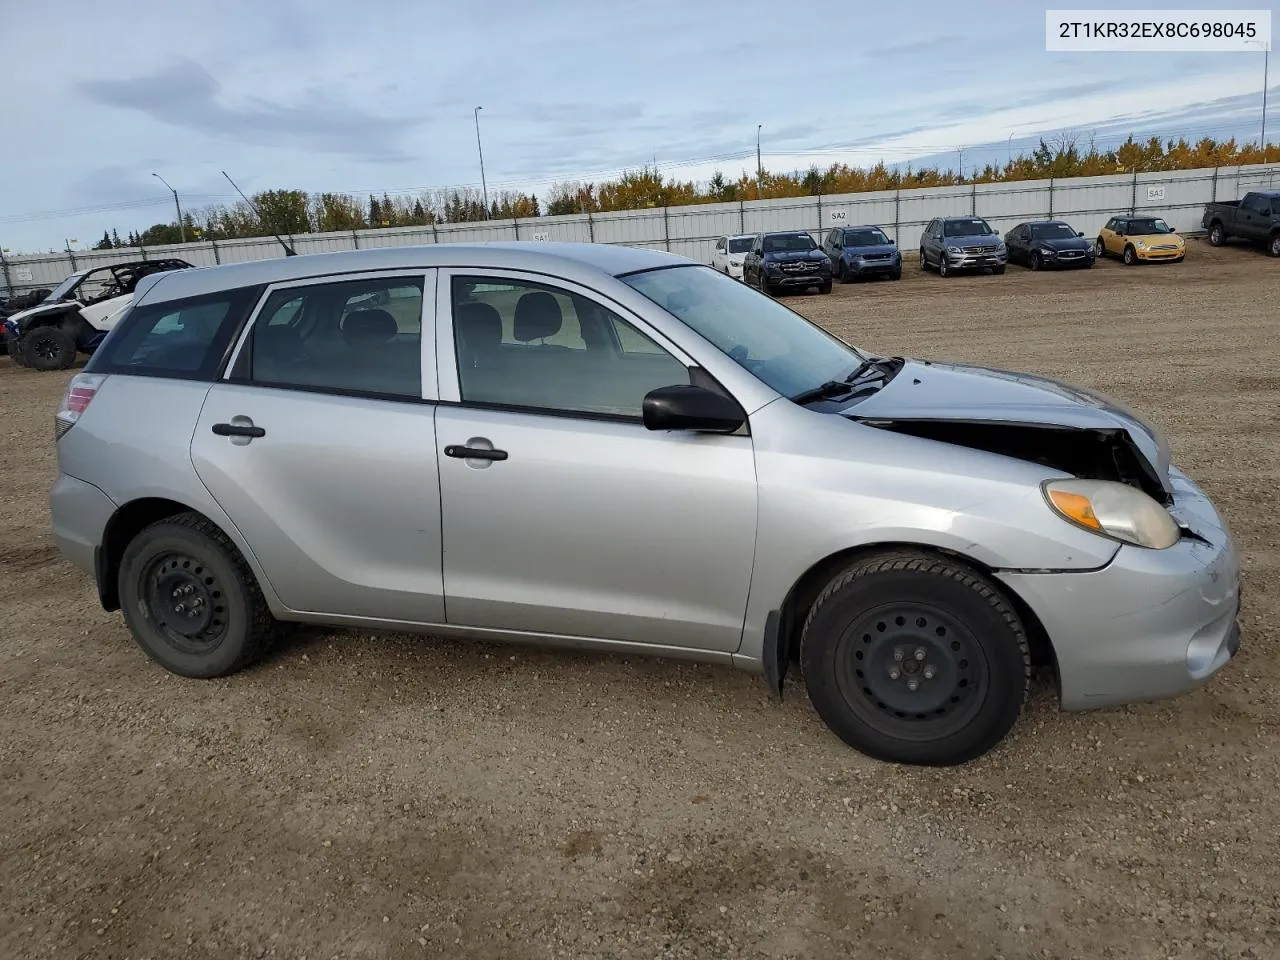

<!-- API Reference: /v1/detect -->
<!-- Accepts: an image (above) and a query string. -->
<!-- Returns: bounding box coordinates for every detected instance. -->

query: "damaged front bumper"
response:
[997,468,1241,711]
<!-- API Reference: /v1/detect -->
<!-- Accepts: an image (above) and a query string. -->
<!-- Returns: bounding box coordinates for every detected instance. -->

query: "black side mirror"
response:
[643,384,745,434]
[1077,231,1085,237]
[888,239,895,245]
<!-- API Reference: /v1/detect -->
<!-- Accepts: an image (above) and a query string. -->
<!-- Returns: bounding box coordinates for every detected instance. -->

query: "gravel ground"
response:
[1,240,1277,960]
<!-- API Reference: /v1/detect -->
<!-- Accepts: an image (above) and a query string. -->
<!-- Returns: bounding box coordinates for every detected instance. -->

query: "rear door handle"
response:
[212,422,266,438]
[444,444,507,461]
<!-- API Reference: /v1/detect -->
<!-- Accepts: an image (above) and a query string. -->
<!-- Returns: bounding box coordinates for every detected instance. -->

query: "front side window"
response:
[451,275,689,417]
[727,237,753,254]
[1126,218,1173,235]
[246,275,424,399]
[621,264,865,400]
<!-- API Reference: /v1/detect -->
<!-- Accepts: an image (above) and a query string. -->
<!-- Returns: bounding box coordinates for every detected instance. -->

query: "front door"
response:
[191,269,446,623]
[434,269,758,653]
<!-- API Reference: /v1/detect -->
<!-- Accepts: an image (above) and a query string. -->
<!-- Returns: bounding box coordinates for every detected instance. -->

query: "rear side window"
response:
[242,275,425,400]
[85,285,264,380]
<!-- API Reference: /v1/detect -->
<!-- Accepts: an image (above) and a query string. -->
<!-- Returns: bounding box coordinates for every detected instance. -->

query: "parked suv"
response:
[51,242,1239,766]
[919,217,1007,276]
[4,258,193,370]
[742,231,832,295]
[820,225,902,282]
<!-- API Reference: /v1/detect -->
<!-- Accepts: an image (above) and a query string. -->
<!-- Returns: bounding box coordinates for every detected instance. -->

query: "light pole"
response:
[152,173,187,243]
[474,106,489,218]
[756,123,763,193]
[1244,39,1270,150]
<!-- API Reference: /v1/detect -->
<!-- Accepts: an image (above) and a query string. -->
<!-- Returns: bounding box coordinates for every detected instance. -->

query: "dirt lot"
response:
[2,240,1277,960]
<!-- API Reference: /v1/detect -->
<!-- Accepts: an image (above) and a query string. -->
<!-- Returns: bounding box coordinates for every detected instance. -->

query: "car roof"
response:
[136,241,695,306]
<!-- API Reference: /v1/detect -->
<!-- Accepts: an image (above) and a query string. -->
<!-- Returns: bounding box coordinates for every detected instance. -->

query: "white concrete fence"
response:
[4,162,1277,298]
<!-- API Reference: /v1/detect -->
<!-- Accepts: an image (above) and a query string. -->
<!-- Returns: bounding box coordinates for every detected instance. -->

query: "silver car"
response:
[49,242,1241,766]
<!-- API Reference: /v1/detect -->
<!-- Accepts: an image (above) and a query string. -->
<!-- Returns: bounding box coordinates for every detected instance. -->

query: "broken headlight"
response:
[1042,479,1180,549]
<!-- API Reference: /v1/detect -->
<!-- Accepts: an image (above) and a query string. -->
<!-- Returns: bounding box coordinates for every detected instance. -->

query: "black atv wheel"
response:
[24,327,76,371]
[800,550,1031,766]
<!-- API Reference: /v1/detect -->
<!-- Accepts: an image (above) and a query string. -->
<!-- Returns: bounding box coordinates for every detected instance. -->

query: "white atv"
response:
[3,258,193,371]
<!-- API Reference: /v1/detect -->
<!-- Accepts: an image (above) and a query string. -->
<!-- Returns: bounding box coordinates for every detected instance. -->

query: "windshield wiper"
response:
[790,356,904,406]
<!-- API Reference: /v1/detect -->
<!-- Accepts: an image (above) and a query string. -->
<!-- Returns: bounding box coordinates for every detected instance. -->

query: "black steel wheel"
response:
[119,512,277,678]
[24,327,76,371]
[800,550,1031,766]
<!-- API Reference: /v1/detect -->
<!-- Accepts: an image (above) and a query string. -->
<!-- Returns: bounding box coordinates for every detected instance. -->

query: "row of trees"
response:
[101,135,1280,247]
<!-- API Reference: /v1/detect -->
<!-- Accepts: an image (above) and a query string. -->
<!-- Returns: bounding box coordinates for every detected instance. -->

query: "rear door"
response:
[433,268,757,652]
[190,269,446,623]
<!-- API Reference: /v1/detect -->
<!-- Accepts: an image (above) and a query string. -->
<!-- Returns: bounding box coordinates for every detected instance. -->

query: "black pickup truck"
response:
[1202,190,1280,257]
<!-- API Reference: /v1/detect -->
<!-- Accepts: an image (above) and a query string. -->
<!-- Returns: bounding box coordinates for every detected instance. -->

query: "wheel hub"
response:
[837,604,985,729]
[143,554,226,649]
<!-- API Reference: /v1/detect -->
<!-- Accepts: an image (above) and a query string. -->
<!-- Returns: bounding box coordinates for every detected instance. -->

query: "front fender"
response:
[736,400,1121,660]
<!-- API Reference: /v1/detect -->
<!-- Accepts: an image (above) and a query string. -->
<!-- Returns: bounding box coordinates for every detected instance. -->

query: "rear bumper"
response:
[50,473,116,579]
[997,470,1241,711]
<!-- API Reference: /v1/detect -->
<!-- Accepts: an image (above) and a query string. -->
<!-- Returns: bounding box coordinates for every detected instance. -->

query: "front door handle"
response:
[212,422,266,439]
[444,444,507,461]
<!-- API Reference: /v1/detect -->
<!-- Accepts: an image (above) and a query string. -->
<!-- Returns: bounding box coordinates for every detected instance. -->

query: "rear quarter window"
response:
[85,284,265,381]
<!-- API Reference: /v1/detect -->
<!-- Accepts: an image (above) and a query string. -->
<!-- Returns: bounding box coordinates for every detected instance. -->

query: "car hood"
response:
[941,233,1001,246]
[843,243,898,257]
[843,359,1172,500]
[764,249,827,261]
[1033,236,1092,252]
[1125,232,1184,244]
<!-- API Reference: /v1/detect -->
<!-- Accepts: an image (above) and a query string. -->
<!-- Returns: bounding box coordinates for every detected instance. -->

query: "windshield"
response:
[843,228,891,246]
[620,264,865,399]
[45,272,86,301]
[1031,223,1079,240]
[727,237,753,253]
[763,233,817,253]
[1126,218,1173,234]
[942,219,993,237]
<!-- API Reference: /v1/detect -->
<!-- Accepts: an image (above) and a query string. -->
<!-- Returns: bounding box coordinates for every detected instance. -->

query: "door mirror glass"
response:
[642,384,745,433]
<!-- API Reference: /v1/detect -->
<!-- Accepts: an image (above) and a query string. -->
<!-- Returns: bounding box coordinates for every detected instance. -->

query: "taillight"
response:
[55,373,107,440]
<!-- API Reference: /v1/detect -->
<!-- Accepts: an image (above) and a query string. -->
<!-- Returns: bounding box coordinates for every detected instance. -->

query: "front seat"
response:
[455,301,503,368]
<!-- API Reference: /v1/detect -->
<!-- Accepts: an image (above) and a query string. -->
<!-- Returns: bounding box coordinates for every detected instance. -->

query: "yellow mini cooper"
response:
[1096,215,1186,265]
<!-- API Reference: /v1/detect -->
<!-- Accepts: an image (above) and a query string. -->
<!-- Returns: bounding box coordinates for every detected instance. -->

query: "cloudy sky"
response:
[1,0,1275,253]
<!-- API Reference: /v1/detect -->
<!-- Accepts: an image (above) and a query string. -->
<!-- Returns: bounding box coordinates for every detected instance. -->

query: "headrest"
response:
[342,309,398,345]
[513,291,562,342]
[456,302,502,350]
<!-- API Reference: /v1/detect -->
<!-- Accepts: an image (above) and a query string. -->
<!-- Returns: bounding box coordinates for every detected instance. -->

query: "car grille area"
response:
[780,261,823,273]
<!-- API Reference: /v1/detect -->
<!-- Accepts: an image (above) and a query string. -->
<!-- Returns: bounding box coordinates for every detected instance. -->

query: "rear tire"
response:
[1208,222,1225,246]
[800,550,1031,766]
[118,512,278,678]
[23,327,76,371]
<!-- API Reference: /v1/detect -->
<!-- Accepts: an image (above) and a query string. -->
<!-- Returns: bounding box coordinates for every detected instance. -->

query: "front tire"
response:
[1208,222,1225,246]
[938,256,950,278]
[919,249,929,271]
[1095,238,1107,258]
[799,550,1031,766]
[1268,234,1280,258]
[992,265,1006,275]
[839,261,851,284]
[757,271,773,297]
[118,512,278,678]
[1029,251,1042,271]
[1123,245,1137,265]
[818,281,832,294]
[890,269,901,281]
[23,327,76,371]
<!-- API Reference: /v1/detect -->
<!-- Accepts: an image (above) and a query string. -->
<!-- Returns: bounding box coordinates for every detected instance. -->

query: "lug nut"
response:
[923,665,936,680]
[893,648,905,662]
[174,603,185,613]
[914,648,926,661]
[888,668,900,680]
[906,679,919,692]
[172,588,182,598]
